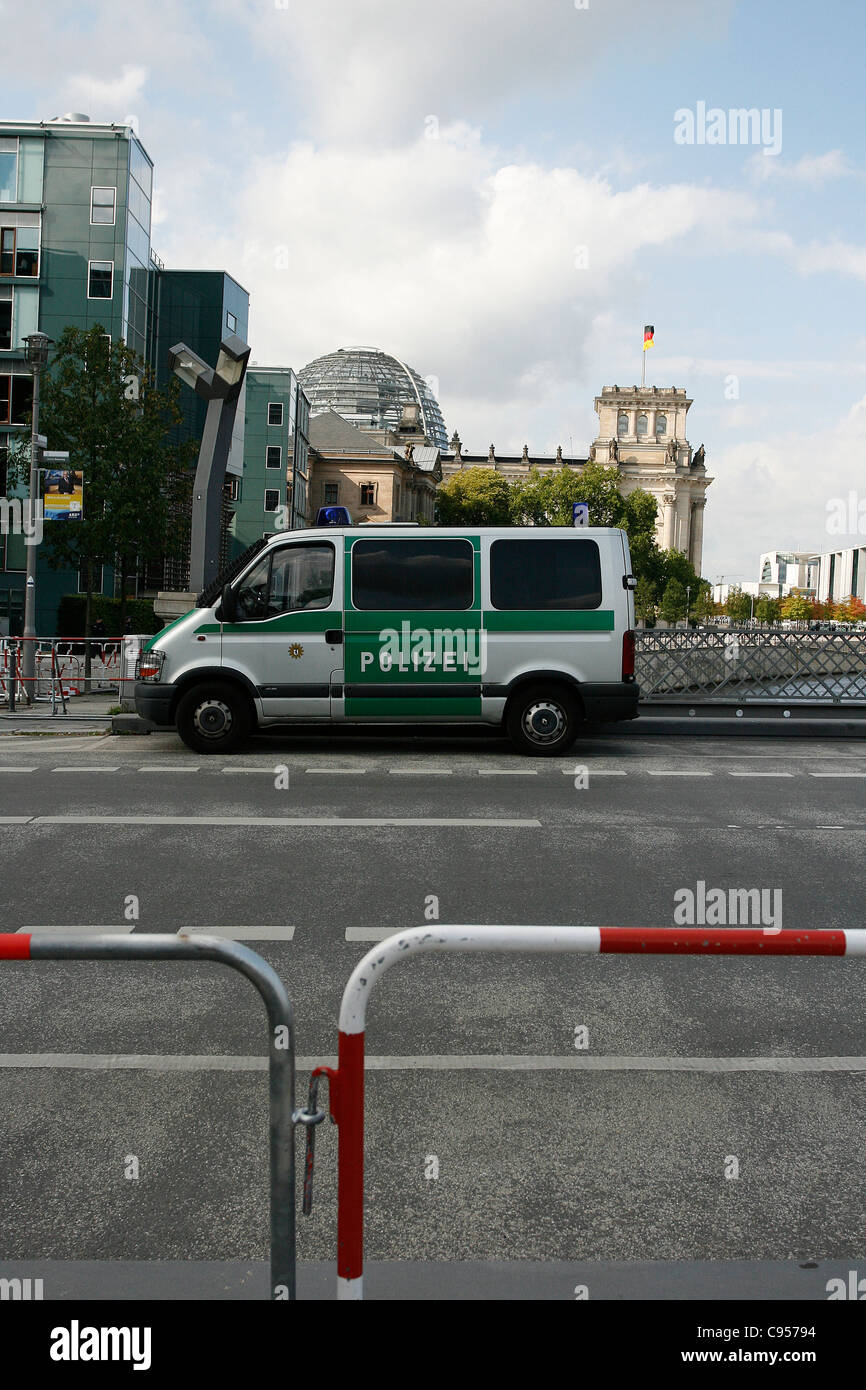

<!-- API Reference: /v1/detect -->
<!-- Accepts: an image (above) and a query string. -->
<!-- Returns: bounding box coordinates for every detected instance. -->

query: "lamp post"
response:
[685,583,691,627]
[21,332,53,701]
[168,335,251,594]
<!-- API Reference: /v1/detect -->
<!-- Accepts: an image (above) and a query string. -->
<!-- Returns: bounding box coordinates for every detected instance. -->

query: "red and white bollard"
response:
[317,924,864,1300]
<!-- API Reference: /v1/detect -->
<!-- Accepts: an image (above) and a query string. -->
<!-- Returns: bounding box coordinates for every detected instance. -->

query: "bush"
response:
[56,594,159,637]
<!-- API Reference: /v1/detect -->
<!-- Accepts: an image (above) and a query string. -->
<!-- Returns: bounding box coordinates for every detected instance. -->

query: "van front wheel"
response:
[176,682,252,754]
[505,684,581,756]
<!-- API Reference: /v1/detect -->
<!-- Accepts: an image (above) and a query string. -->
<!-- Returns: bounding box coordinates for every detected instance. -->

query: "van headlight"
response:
[137,649,166,681]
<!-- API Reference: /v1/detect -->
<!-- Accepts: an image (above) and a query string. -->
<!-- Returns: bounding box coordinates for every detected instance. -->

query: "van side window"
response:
[235,544,335,619]
[490,539,602,610]
[352,539,473,611]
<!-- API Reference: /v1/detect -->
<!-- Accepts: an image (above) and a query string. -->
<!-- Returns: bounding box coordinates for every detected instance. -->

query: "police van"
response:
[135,526,639,756]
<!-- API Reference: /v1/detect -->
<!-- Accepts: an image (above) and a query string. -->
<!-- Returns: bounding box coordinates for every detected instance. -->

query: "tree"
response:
[832,596,866,623]
[754,595,781,625]
[659,577,687,625]
[692,583,716,624]
[510,461,626,528]
[12,326,193,649]
[435,467,512,525]
[634,575,657,625]
[780,590,812,623]
[725,587,753,623]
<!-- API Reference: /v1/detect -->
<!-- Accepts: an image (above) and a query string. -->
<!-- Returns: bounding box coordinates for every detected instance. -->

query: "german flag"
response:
[643,324,654,351]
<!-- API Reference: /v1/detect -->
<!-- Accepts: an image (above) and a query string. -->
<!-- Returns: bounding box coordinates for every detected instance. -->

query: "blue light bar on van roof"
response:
[316,505,353,526]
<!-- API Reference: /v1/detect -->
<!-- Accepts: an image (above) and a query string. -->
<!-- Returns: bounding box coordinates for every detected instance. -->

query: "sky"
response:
[6,0,866,581]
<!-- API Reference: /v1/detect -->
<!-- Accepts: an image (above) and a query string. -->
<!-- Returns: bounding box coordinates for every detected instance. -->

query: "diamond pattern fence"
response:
[636,628,866,702]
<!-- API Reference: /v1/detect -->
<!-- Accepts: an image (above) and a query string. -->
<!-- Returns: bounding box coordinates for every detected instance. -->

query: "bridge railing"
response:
[636,628,866,702]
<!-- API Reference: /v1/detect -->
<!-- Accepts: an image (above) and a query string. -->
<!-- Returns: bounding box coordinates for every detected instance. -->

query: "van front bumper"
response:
[579,682,640,722]
[134,682,176,726]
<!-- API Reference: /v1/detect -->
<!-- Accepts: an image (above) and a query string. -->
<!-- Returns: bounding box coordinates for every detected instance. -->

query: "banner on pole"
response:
[43,469,84,520]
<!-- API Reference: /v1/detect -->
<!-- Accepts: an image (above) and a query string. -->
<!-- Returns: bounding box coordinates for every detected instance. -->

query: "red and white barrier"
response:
[318,924,865,1300]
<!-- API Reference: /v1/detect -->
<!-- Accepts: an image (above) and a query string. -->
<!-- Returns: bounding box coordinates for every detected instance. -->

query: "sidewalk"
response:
[0,691,120,735]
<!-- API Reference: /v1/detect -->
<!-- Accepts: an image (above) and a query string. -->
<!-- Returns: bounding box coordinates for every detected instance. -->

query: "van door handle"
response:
[325,629,344,645]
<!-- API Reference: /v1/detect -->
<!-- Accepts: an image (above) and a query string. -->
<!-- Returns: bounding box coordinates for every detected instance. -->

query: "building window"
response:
[0,374,32,425]
[90,187,116,226]
[226,311,237,333]
[617,413,628,437]
[268,402,283,426]
[266,445,282,469]
[0,138,17,203]
[88,260,113,299]
[0,288,11,350]
[360,482,376,506]
[324,482,338,504]
[655,414,667,436]
[636,413,648,437]
[1,226,39,278]
[264,489,280,512]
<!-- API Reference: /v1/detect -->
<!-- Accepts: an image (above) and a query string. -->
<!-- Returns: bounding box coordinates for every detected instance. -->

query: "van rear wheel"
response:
[176,682,252,754]
[505,684,581,756]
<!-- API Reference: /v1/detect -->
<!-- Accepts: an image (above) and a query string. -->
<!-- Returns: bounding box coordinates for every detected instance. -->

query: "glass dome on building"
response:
[298,346,448,451]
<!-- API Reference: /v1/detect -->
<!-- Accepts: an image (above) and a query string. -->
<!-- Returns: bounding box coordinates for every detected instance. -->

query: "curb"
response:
[110,714,155,735]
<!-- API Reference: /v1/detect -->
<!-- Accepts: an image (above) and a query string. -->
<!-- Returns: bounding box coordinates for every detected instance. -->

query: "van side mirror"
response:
[220,584,238,623]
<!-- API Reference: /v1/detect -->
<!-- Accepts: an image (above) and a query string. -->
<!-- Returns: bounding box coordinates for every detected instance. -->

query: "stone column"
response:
[662,493,676,550]
[675,489,691,554]
[628,409,637,437]
[689,498,706,574]
[647,409,657,437]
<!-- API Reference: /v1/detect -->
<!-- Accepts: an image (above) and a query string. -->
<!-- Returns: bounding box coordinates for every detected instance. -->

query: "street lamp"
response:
[21,332,54,701]
[685,583,691,627]
[169,334,251,593]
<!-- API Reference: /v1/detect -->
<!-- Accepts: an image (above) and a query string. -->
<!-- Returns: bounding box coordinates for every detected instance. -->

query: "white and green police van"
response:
[135,526,639,756]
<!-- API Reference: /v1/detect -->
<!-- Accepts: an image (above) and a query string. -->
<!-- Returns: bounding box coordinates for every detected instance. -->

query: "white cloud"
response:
[64,64,148,120]
[794,239,866,284]
[159,130,767,424]
[703,394,866,578]
[252,0,733,144]
[748,149,856,184]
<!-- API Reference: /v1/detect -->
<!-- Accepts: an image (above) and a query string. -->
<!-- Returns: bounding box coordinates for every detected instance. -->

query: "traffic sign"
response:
[572,502,589,527]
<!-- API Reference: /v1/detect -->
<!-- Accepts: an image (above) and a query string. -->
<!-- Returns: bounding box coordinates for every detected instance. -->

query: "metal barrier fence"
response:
[636,628,866,702]
[0,635,125,711]
[0,931,309,1300]
[305,924,866,1300]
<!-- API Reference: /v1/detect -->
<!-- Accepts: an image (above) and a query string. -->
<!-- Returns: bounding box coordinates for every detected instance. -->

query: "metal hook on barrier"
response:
[297,1068,336,1216]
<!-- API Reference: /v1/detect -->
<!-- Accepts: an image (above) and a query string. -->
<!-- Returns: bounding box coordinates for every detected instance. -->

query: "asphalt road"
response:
[0,726,864,1299]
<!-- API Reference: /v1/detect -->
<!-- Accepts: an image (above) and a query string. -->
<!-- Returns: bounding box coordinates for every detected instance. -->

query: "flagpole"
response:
[641,324,653,388]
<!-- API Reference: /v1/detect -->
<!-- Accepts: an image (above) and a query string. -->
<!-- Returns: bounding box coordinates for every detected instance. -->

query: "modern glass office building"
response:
[0,114,250,633]
[299,346,448,451]
[233,367,311,555]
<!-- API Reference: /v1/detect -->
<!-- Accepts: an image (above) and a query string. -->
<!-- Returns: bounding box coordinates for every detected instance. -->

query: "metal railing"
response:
[636,628,866,702]
[0,932,303,1299]
[303,923,866,1300]
[0,635,127,712]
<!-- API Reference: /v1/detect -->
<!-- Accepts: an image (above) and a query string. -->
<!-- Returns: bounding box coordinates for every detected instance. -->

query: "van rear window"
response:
[490,538,602,610]
[352,539,473,611]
